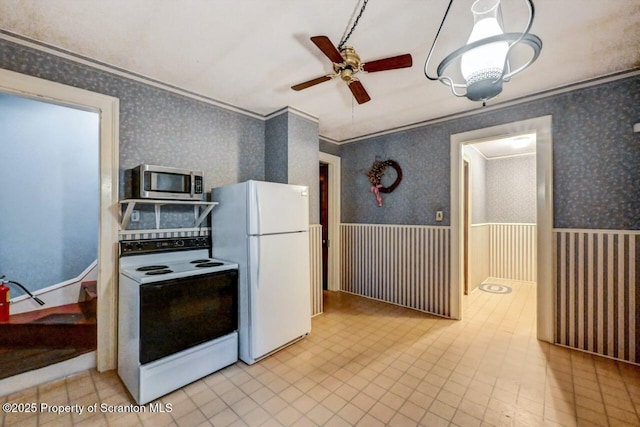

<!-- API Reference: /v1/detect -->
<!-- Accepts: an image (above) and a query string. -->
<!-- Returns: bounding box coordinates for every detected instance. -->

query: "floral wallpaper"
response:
[2,37,638,231]
[288,112,320,225]
[0,41,267,193]
[338,75,640,230]
[486,155,536,224]
[265,113,289,184]
[340,125,451,225]
[265,111,320,224]
[0,37,266,231]
[319,138,342,157]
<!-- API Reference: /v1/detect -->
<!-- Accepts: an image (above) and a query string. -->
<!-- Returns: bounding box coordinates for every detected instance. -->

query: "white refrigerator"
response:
[212,180,311,364]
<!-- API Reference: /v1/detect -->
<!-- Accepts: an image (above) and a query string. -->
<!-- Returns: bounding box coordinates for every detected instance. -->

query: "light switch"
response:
[131,210,140,222]
[436,211,443,222]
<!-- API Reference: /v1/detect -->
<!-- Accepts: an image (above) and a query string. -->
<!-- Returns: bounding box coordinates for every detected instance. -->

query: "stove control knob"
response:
[122,242,133,253]
[135,242,143,251]
[175,240,184,247]
[198,238,208,246]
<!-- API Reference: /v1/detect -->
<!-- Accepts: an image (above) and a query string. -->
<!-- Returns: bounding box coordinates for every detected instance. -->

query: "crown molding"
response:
[0,31,265,120]
[331,68,640,145]
[1,31,324,126]
[264,106,319,123]
[3,30,638,144]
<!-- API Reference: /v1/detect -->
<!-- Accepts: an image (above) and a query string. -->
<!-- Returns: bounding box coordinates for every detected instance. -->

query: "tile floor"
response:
[2,280,639,426]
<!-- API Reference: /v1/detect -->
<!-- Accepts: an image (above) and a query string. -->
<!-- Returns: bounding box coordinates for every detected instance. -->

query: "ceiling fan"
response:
[291,35,413,104]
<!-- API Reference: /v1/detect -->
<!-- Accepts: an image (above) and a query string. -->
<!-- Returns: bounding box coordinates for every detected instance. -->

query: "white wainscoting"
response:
[490,223,537,282]
[340,224,451,317]
[309,224,323,316]
[468,224,490,293]
[555,229,639,364]
[468,223,536,291]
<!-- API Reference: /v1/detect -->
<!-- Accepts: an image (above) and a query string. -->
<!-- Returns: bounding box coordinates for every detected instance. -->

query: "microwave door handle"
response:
[190,172,195,198]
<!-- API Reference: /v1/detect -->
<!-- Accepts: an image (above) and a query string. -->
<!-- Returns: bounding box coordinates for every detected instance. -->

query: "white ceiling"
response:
[0,0,638,142]
[470,132,536,159]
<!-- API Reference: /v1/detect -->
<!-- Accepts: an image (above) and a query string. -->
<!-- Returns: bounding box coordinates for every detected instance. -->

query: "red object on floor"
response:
[0,284,10,322]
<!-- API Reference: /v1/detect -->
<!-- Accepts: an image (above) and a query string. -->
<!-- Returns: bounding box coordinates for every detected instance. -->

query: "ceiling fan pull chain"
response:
[338,0,369,50]
[339,0,363,45]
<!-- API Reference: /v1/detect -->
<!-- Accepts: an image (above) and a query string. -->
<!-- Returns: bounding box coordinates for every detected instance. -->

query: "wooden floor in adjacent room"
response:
[0,298,97,380]
[2,280,639,426]
[0,347,94,380]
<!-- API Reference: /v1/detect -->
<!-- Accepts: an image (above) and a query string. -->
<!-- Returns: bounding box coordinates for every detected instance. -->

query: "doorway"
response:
[0,92,99,379]
[319,163,329,290]
[463,159,470,296]
[0,68,119,394]
[450,116,553,342]
[318,152,341,292]
[462,134,537,302]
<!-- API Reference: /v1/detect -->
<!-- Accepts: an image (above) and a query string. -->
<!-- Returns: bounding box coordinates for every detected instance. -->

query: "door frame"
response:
[463,158,470,296]
[318,152,341,291]
[0,68,120,370]
[450,116,554,343]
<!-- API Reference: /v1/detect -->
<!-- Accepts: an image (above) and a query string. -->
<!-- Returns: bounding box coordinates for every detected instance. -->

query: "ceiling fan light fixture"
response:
[290,0,412,104]
[424,0,542,104]
[291,36,412,104]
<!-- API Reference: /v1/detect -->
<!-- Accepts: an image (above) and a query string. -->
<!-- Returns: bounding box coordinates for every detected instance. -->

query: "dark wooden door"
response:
[319,163,329,290]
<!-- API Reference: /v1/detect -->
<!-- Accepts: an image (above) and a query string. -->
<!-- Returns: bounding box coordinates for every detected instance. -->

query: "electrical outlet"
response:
[131,210,140,222]
[436,211,443,222]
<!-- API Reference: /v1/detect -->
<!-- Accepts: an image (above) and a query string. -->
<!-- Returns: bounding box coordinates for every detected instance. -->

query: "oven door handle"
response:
[140,282,175,292]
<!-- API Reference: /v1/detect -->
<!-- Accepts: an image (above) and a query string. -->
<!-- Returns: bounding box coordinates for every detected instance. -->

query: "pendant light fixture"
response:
[424,0,542,105]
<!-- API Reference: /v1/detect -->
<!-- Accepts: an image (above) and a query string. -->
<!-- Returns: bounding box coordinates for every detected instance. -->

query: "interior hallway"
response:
[2,282,639,426]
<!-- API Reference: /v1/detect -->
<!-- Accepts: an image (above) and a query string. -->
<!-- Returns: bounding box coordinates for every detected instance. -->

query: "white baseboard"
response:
[0,351,96,397]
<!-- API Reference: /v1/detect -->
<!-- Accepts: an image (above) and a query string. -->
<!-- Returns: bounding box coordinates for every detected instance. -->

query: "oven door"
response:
[139,269,238,365]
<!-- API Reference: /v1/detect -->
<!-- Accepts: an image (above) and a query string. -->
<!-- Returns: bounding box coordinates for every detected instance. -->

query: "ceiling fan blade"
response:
[291,75,333,91]
[310,36,345,64]
[347,79,371,104]
[362,53,413,73]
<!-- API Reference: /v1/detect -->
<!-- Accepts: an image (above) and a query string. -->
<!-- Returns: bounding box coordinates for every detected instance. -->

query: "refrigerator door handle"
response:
[249,236,261,289]
[254,182,261,236]
[256,238,260,288]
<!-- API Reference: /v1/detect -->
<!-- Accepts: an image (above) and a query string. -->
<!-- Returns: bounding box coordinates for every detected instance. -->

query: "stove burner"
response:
[137,265,169,272]
[195,262,224,268]
[145,269,173,275]
[190,259,212,264]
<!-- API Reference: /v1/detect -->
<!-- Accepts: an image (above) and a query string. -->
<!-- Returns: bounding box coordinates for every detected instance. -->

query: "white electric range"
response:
[118,237,239,404]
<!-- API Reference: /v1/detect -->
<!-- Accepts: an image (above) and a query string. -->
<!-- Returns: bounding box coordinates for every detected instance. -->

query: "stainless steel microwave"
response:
[131,164,204,200]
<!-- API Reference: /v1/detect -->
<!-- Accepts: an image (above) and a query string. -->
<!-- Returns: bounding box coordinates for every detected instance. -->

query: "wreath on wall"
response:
[367,159,403,206]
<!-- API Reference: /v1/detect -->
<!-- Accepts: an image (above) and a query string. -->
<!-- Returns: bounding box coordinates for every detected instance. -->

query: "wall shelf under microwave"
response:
[119,199,218,230]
